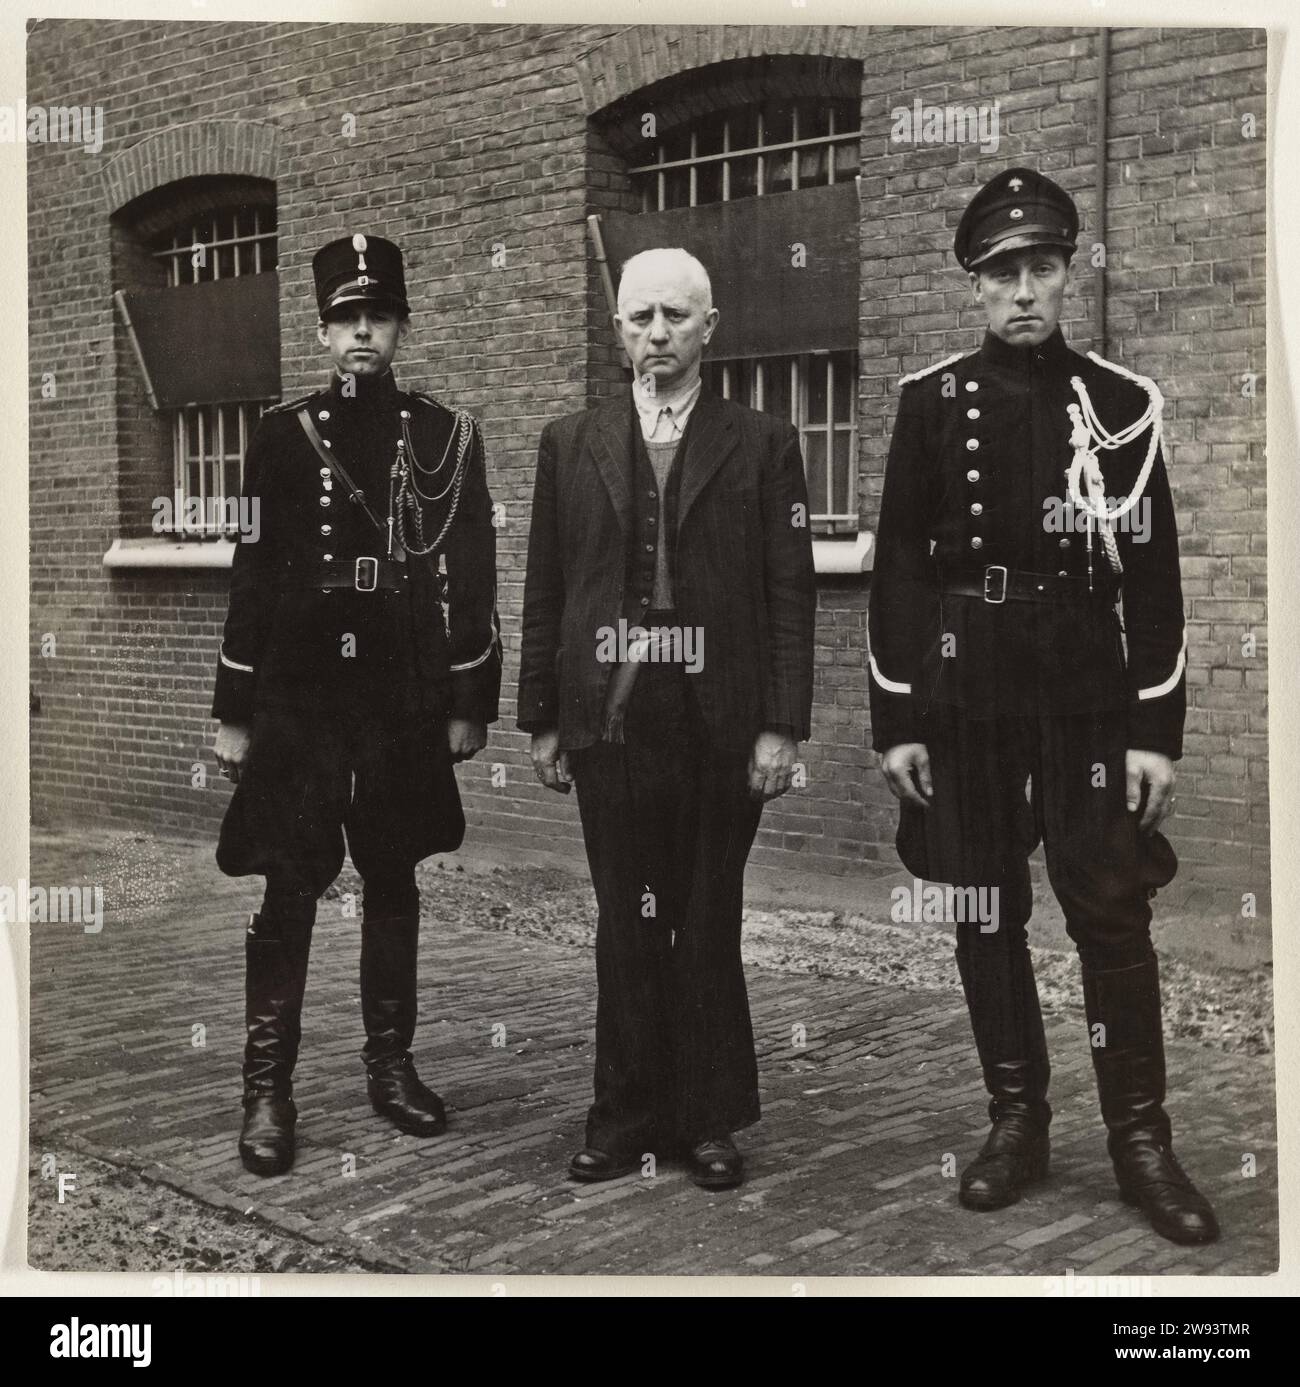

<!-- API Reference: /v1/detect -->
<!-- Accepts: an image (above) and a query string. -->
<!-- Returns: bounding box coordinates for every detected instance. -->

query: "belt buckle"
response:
[983,565,1008,604]
[355,556,379,592]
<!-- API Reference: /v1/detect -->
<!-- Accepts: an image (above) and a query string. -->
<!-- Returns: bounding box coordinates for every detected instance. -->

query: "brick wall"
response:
[27,21,1267,893]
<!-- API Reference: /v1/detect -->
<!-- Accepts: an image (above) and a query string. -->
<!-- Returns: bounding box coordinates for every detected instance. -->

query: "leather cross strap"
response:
[295,409,386,534]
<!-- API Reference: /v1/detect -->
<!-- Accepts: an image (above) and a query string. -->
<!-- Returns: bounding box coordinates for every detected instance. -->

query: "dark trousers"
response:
[571,662,764,1156]
[899,708,1173,967]
[226,705,433,1069]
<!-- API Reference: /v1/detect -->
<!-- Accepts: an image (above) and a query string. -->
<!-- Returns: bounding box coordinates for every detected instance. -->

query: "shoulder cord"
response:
[1065,353,1164,578]
[898,350,968,387]
[392,411,474,557]
[400,412,458,501]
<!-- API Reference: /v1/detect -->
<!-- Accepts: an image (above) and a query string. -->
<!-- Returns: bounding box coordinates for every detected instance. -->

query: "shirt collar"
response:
[632,373,703,439]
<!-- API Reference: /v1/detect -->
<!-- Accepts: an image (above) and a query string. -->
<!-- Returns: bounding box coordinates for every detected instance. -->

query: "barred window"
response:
[170,402,267,536]
[705,351,858,533]
[630,98,860,212]
[146,206,278,536]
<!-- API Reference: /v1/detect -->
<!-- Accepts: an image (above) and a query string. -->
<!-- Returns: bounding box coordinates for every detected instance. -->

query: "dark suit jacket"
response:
[517,388,817,755]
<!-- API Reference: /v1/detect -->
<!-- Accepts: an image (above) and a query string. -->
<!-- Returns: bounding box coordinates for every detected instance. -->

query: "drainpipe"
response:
[1094,27,1110,356]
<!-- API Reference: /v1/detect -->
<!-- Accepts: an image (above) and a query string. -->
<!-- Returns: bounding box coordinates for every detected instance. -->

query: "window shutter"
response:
[599,181,859,357]
[114,272,280,409]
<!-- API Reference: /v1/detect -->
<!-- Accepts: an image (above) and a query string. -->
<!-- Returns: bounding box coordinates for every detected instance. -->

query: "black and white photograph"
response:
[7,0,1289,1305]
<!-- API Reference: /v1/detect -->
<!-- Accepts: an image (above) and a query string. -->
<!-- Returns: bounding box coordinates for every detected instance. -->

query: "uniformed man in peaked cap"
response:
[211,233,501,1176]
[868,169,1219,1244]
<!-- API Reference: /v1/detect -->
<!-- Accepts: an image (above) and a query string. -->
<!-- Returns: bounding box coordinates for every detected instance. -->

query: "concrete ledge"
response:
[103,537,236,570]
[813,532,873,575]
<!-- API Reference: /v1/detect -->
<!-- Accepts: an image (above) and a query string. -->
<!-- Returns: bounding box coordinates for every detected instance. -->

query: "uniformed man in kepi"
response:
[868,169,1219,1244]
[211,233,501,1177]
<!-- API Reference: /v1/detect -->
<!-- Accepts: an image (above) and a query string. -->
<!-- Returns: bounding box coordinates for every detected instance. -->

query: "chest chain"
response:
[387,408,474,558]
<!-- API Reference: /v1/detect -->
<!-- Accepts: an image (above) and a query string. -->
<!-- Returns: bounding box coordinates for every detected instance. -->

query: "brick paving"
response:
[27,827,1277,1278]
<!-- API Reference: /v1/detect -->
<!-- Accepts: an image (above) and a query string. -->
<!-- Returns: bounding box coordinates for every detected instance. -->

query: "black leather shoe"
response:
[1114,1139,1220,1245]
[568,1148,640,1182]
[239,1092,297,1176]
[367,1055,447,1136]
[959,1115,1050,1211]
[687,1136,744,1190]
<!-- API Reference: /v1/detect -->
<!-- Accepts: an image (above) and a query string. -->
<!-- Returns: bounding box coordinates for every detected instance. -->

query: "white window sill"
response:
[813,532,873,575]
[103,537,236,570]
[102,535,871,575]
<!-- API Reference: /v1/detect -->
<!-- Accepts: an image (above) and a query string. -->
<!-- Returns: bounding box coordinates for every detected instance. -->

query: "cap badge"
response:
[1008,177,1024,191]
[1009,208,1024,219]
[352,232,368,271]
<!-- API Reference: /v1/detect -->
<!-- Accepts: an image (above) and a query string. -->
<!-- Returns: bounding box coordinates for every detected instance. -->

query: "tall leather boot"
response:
[239,911,312,1176]
[1083,956,1219,1245]
[360,913,446,1136]
[956,935,1052,1210]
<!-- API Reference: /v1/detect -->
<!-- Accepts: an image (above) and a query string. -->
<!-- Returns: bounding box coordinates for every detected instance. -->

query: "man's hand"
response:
[214,722,252,783]
[1126,749,1176,833]
[880,742,933,810]
[531,728,573,794]
[747,731,798,802]
[447,718,487,763]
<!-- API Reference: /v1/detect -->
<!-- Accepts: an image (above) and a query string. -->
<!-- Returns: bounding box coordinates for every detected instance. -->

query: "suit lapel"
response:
[587,400,634,534]
[677,389,738,530]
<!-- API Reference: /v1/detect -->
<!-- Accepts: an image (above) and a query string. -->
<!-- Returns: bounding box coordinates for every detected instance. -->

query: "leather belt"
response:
[297,556,408,592]
[938,564,1119,605]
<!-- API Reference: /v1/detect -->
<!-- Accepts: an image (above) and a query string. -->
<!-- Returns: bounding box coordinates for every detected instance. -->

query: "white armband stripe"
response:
[1137,630,1187,702]
[868,651,912,695]
[449,638,497,673]
[219,648,255,674]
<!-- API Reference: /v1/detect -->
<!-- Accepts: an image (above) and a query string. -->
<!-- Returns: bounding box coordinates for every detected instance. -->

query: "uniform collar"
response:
[328,366,400,409]
[979,325,1072,372]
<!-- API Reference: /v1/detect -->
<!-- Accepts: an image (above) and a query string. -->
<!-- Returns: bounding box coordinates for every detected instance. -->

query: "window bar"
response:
[827,108,835,185]
[756,108,765,198]
[689,129,698,208]
[722,119,730,203]
[215,405,226,531]
[755,360,765,413]
[825,356,835,518]
[791,105,800,192]
[657,144,666,214]
[173,413,184,531]
[238,404,248,493]
[196,407,208,531]
[211,215,220,280]
[253,209,262,274]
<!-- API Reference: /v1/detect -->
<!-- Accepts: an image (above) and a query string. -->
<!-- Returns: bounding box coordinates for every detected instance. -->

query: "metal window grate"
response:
[630,99,860,212]
[165,401,272,536]
[705,351,858,532]
[153,206,278,285]
[152,206,278,535]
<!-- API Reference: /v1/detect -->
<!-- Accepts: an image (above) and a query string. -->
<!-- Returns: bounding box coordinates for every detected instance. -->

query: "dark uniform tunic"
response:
[868,329,1185,961]
[212,369,501,899]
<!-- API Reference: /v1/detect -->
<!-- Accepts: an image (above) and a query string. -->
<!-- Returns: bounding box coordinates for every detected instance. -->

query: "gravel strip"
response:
[329,859,1274,1059]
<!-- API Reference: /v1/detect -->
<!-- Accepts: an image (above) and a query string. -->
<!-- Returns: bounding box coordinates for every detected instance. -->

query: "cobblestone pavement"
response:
[27,827,1277,1278]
